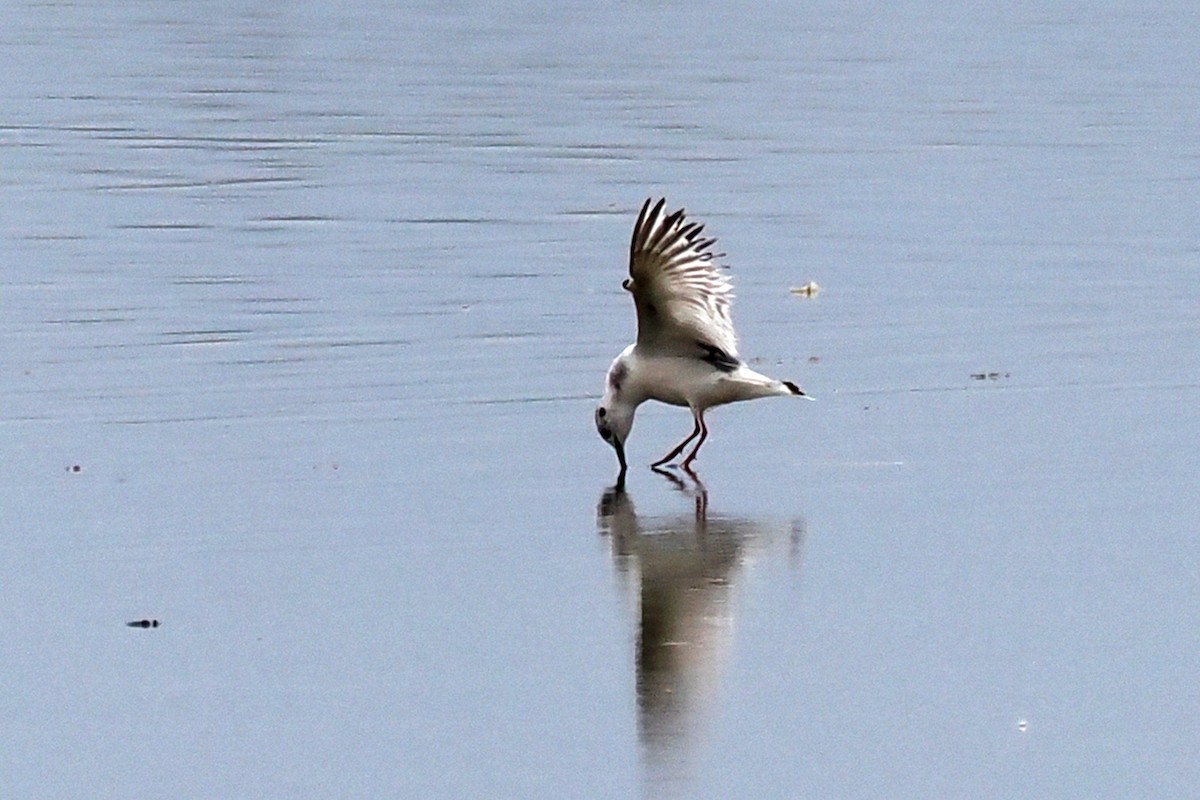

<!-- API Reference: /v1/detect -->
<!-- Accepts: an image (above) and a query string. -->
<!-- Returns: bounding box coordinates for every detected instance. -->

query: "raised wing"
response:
[625,198,738,364]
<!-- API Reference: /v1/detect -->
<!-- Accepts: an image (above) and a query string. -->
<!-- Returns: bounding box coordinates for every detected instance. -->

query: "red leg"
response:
[680,411,708,468]
[651,410,702,467]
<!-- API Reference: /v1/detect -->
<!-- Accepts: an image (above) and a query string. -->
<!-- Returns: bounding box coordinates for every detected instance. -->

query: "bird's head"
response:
[595,402,633,477]
[597,353,635,479]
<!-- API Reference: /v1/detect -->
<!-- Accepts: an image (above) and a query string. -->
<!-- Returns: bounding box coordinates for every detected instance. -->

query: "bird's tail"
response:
[731,366,812,401]
[780,380,813,399]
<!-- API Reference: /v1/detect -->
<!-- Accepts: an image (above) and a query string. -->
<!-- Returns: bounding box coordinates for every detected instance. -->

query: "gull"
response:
[595,198,809,481]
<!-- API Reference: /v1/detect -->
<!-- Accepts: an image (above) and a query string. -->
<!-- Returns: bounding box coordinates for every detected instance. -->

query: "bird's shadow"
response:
[595,470,807,778]
[650,464,708,514]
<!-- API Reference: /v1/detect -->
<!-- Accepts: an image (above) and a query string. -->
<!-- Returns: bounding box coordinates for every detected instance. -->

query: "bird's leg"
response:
[680,411,709,468]
[650,410,702,467]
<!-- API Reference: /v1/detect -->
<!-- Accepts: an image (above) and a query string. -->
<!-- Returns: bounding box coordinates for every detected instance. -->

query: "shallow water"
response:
[3,2,1200,797]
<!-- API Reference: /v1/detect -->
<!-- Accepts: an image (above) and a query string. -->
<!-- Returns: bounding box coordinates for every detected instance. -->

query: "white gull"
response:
[595,198,809,480]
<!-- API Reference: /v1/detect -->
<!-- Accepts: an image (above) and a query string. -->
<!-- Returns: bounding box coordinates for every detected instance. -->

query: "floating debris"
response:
[789,281,820,298]
[127,619,161,629]
[1017,718,1028,733]
[970,372,1011,381]
[67,464,81,473]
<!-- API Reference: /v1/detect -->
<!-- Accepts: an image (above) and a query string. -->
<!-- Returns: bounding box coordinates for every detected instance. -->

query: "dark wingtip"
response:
[783,380,804,396]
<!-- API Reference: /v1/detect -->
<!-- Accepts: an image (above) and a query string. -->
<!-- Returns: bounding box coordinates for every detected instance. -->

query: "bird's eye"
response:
[597,408,607,419]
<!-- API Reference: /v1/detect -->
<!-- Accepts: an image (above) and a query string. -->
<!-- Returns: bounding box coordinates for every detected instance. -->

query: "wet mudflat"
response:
[3,2,1199,798]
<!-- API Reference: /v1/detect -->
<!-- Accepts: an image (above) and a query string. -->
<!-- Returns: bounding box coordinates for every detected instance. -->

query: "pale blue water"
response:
[3,2,1199,798]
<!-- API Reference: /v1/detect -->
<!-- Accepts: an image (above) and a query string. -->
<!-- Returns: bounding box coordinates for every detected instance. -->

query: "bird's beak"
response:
[613,438,627,482]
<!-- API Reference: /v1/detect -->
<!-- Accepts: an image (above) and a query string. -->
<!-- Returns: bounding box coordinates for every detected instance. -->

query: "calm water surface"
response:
[3,2,1199,798]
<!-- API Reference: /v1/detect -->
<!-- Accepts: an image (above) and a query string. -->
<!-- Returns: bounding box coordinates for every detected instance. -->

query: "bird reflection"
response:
[596,470,805,785]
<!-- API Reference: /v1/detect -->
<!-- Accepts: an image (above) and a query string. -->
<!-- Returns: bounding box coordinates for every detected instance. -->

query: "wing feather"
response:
[626,198,738,360]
